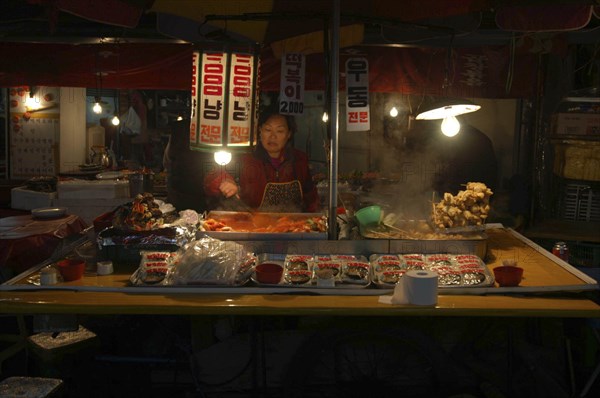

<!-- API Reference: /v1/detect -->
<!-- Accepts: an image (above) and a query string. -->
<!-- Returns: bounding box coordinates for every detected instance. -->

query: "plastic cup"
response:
[97,261,114,275]
[493,265,524,287]
[255,263,283,284]
[57,259,85,281]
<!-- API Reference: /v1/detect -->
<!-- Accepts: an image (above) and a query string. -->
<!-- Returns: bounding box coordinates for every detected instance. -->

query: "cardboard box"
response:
[57,180,130,199]
[552,113,600,136]
[54,197,130,225]
[553,140,600,181]
[11,186,57,210]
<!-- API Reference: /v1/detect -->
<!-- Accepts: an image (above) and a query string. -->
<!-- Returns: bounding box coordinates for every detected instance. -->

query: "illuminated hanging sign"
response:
[227,53,254,146]
[345,58,370,132]
[190,50,256,151]
[279,53,305,115]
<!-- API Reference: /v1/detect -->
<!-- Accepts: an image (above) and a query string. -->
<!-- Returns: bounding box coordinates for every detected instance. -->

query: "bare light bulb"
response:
[441,116,460,137]
[25,93,39,110]
[93,102,102,114]
[214,150,232,166]
[111,115,120,126]
[389,106,398,117]
[322,112,329,123]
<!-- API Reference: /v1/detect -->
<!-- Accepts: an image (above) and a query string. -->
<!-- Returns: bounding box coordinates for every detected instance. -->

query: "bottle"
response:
[552,242,569,262]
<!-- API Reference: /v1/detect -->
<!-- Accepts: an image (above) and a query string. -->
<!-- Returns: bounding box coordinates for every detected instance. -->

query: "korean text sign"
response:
[279,53,305,115]
[345,58,370,132]
[190,50,255,150]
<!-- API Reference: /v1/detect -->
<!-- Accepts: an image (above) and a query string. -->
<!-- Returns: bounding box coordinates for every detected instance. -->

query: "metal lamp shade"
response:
[415,98,481,120]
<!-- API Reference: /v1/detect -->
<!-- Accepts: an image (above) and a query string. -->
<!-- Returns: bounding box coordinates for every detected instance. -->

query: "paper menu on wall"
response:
[9,86,60,179]
[10,117,59,178]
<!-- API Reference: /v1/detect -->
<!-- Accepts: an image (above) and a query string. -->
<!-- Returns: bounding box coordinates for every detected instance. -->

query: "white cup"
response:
[40,268,58,285]
[97,261,114,275]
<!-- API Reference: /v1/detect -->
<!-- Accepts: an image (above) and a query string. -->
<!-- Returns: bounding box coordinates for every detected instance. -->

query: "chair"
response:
[580,318,600,397]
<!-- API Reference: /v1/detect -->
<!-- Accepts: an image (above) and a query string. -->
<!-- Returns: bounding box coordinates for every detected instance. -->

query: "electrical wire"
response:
[505,33,516,94]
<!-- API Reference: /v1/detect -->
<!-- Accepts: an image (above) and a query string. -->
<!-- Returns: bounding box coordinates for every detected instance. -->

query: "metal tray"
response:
[201,211,327,241]
[249,253,371,288]
[370,253,494,289]
[361,220,488,259]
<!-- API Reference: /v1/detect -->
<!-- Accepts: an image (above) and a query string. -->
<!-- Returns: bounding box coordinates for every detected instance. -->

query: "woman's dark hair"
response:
[257,112,296,147]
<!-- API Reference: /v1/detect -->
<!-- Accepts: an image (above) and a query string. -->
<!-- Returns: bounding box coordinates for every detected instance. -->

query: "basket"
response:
[569,242,600,268]
[559,180,600,222]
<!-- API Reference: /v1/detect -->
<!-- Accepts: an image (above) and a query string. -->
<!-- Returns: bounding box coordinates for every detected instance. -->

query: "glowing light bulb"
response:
[25,93,39,110]
[322,112,329,123]
[93,102,102,114]
[441,116,460,137]
[111,115,120,126]
[214,150,232,165]
[389,107,398,117]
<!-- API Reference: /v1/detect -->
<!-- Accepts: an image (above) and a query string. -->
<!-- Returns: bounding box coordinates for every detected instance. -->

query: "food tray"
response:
[98,226,193,265]
[129,249,257,287]
[250,253,371,288]
[433,225,487,234]
[200,211,327,240]
[361,219,485,240]
[360,220,488,259]
[370,253,494,289]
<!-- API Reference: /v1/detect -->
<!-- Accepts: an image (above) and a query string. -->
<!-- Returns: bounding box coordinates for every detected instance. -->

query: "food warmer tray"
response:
[361,220,488,259]
[200,211,328,241]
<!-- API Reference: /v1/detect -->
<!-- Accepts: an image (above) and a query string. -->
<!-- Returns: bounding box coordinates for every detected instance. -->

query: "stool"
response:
[580,318,600,397]
[27,325,98,378]
[0,376,63,398]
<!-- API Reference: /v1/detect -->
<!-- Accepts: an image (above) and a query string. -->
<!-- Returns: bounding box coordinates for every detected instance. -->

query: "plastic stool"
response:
[0,376,63,398]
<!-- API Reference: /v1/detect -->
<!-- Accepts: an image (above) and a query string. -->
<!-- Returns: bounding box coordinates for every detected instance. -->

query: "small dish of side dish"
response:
[31,207,67,219]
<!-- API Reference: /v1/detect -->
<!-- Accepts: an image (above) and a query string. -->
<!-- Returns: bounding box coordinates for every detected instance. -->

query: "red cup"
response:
[493,265,524,287]
[255,263,283,284]
[57,259,85,281]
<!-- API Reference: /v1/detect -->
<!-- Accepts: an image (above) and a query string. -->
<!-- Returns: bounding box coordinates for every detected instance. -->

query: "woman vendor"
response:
[205,112,320,213]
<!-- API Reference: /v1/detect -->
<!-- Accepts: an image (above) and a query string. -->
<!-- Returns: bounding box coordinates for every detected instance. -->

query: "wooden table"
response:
[1,227,599,318]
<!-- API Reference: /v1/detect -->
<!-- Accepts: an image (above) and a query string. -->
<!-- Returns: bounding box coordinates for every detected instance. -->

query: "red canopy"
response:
[2,0,595,98]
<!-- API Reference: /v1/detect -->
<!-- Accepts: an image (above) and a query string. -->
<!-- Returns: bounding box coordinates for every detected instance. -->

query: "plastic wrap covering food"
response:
[171,236,256,286]
[250,254,371,288]
[98,225,195,264]
[369,253,493,288]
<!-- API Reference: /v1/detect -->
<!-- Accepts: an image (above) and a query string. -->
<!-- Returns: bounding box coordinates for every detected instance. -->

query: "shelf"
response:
[524,219,600,243]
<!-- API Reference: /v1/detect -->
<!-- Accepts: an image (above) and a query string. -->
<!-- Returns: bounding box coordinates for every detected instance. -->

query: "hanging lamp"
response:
[415,36,481,135]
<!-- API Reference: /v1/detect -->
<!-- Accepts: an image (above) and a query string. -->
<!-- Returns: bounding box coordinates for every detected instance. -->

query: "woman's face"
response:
[259,114,291,158]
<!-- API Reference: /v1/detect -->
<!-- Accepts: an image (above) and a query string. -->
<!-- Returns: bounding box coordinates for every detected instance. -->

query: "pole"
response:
[327,0,340,240]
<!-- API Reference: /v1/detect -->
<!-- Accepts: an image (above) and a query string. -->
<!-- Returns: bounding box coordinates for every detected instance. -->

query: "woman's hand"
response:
[219,180,239,198]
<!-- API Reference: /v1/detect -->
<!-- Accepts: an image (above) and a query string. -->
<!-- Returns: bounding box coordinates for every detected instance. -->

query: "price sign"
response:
[345,58,370,132]
[199,51,227,146]
[189,52,200,145]
[190,50,257,151]
[279,53,305,115]
[227,53,254,146]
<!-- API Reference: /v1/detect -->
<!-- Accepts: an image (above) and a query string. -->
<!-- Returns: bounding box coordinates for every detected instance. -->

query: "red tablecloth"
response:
[0,214,88,278]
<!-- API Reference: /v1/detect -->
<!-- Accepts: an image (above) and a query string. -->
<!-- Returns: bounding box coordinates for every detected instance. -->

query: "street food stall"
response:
[0,2,599,396]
